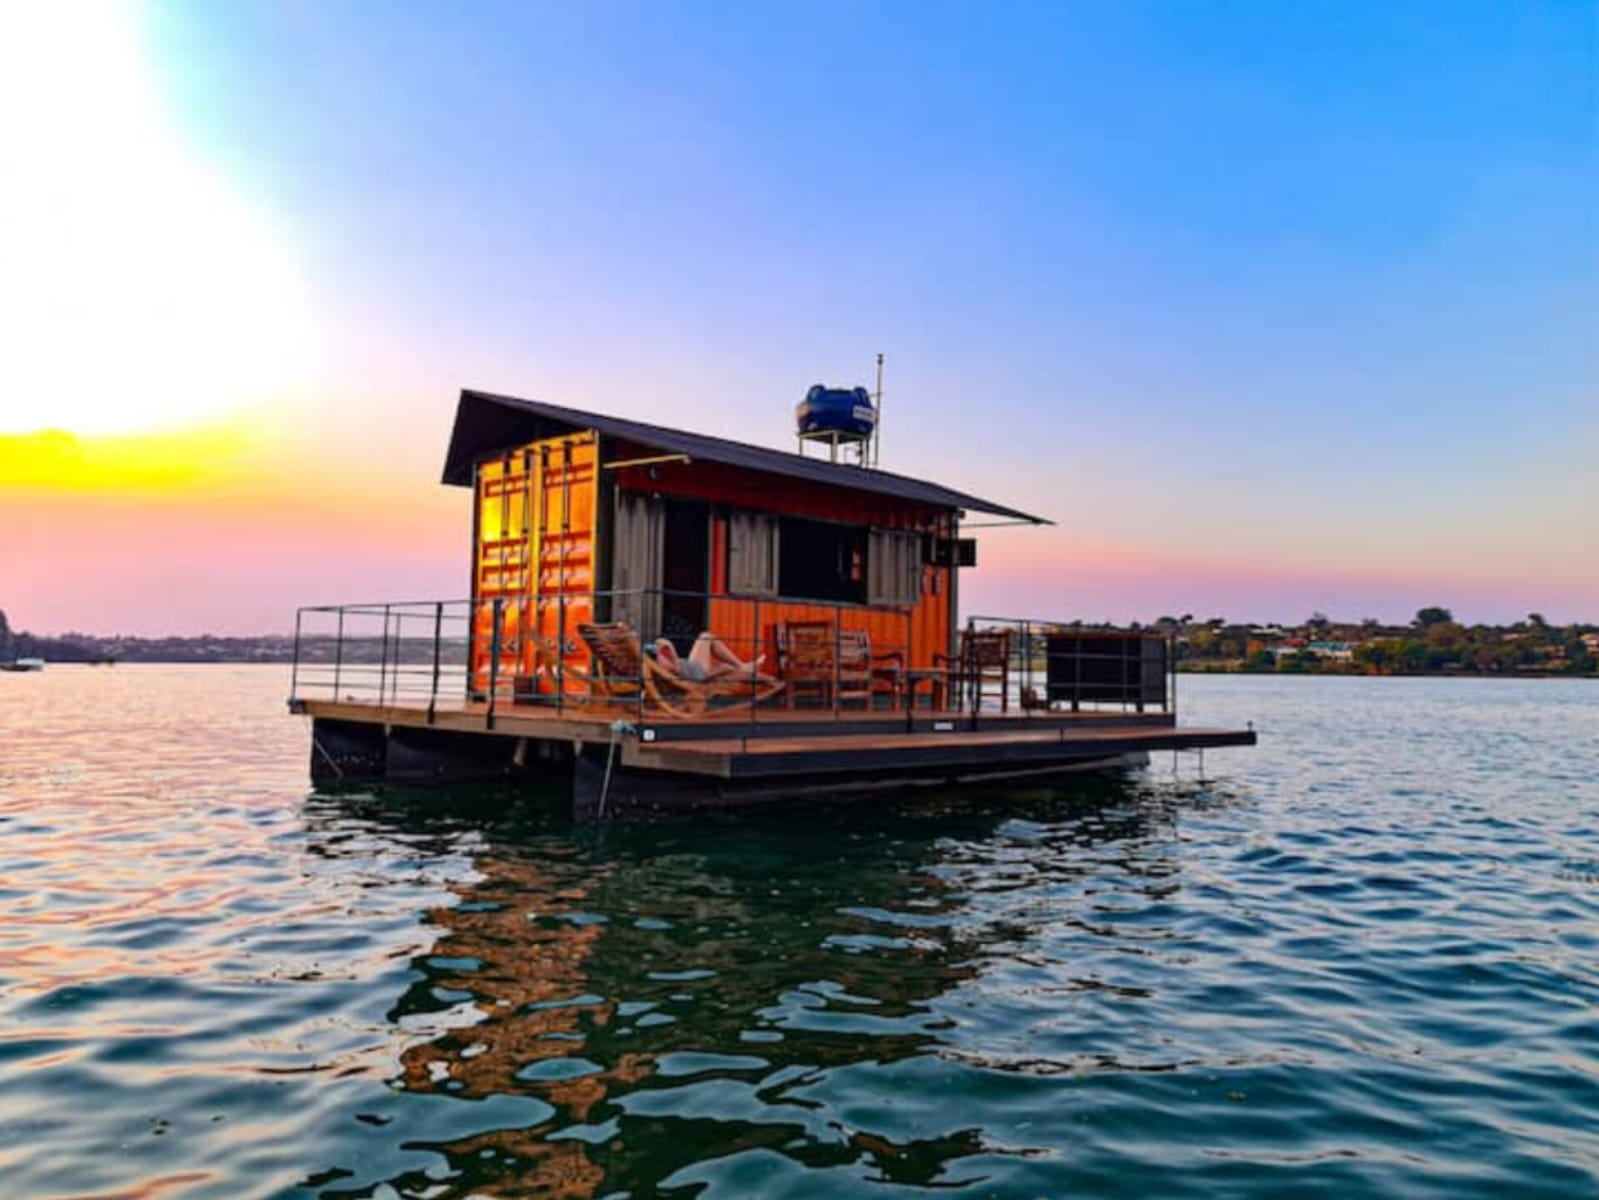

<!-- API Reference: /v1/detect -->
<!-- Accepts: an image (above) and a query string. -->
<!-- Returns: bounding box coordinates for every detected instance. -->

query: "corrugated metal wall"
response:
[471,432,598,695]
[470,432,962,699]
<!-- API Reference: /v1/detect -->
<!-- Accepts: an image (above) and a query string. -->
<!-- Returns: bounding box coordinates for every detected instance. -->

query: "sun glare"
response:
[0,3,317,438]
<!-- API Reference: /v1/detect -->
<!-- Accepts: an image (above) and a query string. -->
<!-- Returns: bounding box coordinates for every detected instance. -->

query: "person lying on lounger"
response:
[652,633,772,683]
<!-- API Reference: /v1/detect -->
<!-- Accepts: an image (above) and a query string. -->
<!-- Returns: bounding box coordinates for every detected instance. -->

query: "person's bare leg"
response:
[691,633,767,680]
[686,634,726,678]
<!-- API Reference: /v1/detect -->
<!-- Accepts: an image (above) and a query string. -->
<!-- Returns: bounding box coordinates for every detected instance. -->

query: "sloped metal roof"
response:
[441,390,1049,524]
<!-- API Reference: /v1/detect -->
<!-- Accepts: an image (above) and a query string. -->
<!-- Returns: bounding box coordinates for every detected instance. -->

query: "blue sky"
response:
[4,1,1594,632]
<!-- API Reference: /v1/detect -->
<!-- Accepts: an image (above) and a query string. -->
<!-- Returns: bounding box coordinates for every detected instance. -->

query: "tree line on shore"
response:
[1154,608,1597,676]
[0,609,300,664]
[4,605,1595,675]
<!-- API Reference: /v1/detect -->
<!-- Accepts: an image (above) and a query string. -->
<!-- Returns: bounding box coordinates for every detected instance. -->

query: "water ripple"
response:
[0,666,1595,1197]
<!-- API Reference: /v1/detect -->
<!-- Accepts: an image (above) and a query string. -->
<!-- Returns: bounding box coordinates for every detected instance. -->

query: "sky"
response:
[1,0,1594,636]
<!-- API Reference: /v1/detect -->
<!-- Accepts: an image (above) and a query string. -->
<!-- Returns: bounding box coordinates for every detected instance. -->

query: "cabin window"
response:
[867,529,922,607]
[726,510,779,596]
[778,517,866,604]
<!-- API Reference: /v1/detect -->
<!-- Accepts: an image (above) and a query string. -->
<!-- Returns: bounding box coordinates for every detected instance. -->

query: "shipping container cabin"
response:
[441,390,1046,710]
[289,387,1256,815]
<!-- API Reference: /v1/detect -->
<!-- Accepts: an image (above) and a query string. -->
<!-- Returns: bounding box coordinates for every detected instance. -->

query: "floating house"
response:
[290,388,1254,818]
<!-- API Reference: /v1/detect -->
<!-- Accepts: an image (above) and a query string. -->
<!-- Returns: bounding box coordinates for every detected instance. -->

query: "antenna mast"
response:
[873,353,885,467]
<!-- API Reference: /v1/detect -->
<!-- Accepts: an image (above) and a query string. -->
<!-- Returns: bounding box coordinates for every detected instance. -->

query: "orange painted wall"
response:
[468,432,961,691]
[704,584,949,673]
[612,450,956,670]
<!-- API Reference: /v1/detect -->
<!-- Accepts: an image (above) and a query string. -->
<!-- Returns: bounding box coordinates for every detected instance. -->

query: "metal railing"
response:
[966,616,1177,716]
[288,593,1176,724]
[290,600,474,721]
[291,590,919,725]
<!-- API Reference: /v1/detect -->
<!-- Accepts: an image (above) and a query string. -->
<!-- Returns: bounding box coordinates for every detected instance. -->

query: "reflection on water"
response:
[1,667,1596,1198]
[308,782,1169,1198]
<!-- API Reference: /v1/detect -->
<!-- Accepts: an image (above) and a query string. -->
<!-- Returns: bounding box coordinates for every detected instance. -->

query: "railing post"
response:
[904,606,913,733]
[391,609,402,705]
[752,596,761,725]
[1169,633,1178,717]
[333,607,345,698]
[428,602,443,723]
[556,600,566,717]
[966,618,977,730]
[290,608,302,702]
[632,595,641,726]
[1072,628,1081,713]
[488,598,502,730]
[833,605,842,716]
[376,605,391,706]
[1021,620,1031,712]
[1130,634,1140,714]
[1030,621,1039,710]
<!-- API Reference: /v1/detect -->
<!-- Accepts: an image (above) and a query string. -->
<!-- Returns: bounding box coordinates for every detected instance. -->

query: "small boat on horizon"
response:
[0,657,45,673]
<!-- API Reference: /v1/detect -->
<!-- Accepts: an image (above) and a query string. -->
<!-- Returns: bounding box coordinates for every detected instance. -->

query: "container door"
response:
[471,450,534,697]
[531,432,599,694]
[471,432,598,699]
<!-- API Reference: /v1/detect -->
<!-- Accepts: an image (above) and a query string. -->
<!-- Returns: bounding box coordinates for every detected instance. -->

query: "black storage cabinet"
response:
[1044,633,1168,711]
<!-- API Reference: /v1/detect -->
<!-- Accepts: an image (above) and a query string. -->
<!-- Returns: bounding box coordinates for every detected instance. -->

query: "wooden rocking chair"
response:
[574,623,784,718]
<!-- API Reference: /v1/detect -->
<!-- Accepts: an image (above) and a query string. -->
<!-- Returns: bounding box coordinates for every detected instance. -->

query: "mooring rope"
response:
[307,722,346,780]
[596,718,635,820]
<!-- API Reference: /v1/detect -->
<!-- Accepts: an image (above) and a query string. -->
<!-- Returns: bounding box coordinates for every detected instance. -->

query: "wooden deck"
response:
[627,722,1256,779]
[294,694,1255,818]
[296,695,1183,742]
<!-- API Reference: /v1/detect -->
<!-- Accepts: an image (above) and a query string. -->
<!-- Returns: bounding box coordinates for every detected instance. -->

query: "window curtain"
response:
[612,491,664,637]
[727,510,779,596]
[867,529,922,607]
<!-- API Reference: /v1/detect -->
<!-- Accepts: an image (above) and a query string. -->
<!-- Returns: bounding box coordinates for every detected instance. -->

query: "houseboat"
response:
[288,388,1254,818]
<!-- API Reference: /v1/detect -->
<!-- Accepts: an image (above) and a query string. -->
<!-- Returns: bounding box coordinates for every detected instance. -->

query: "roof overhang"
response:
[441,389,1050,525]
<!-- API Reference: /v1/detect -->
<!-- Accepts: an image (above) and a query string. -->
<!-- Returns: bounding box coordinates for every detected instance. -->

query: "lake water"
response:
[1,666,1595,1199]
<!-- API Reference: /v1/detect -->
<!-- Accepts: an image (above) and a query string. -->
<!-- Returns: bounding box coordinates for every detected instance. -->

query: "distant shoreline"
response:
[5,608,1595,679]
[8,660,1592,682]
[1176,665,1595,681]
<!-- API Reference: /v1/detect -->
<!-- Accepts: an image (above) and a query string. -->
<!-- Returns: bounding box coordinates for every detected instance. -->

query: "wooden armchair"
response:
[777,621,903,711]
[776,620,846,709]
[840,629,904,707]
[933,628,1013,713]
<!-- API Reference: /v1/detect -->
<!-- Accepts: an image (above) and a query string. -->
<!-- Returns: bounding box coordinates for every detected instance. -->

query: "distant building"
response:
[1306,641,1355,662]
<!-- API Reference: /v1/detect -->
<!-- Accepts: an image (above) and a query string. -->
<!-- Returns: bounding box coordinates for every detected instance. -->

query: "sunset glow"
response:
[2,3,1593,637]
[0,3,317,438]
[0,426,252,492]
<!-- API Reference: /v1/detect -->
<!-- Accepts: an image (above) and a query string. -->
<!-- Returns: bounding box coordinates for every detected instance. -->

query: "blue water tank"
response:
[796,385,875,439]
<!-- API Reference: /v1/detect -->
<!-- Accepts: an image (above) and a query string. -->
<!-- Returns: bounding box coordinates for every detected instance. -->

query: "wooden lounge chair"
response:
[575,622,783,718]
